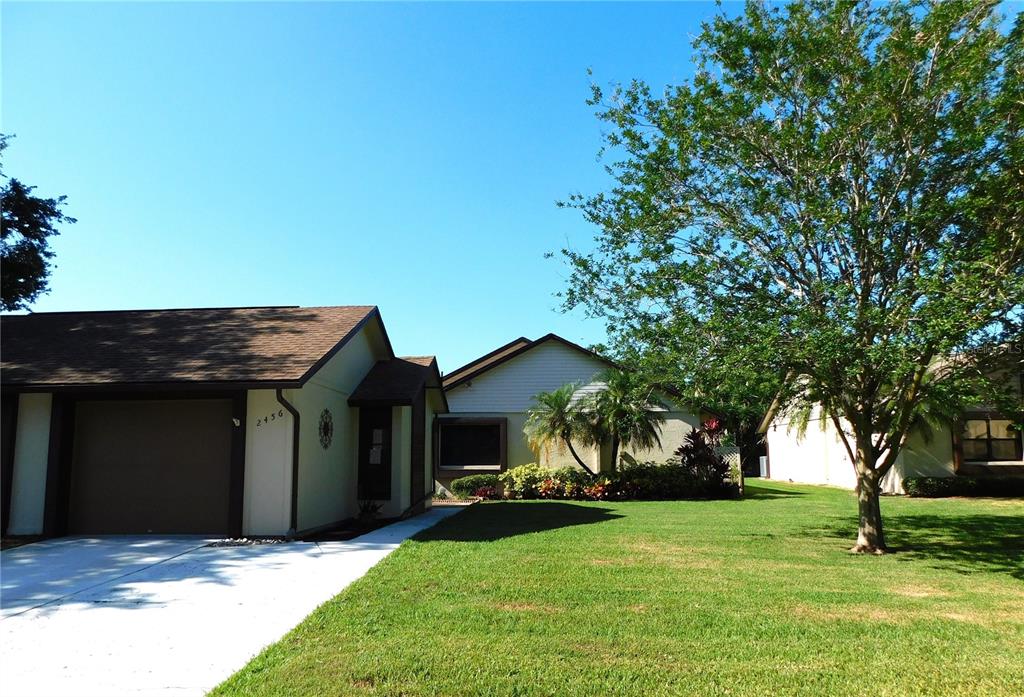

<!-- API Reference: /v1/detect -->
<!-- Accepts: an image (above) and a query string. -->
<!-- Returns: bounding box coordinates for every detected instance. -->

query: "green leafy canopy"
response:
[559,0,1023,483]
[1,134,76,311]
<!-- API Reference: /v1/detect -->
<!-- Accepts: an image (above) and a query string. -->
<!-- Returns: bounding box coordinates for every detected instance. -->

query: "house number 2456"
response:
[256,409,285,427]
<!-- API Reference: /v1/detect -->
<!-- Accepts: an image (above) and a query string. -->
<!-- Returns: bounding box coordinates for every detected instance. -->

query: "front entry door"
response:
[358,408,392,501]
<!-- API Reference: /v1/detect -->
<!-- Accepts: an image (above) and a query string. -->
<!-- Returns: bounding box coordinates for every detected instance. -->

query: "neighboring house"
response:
[766,371,1024,494]
[0,306,446,538]
[434,333,704,492]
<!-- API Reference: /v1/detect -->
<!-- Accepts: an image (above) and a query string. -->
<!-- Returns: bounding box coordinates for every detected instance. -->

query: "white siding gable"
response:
[446,340,609,413]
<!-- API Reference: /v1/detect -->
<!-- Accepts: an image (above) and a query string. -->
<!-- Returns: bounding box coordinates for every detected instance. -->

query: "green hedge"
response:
[496,462,739,501]
[449,474,500,498]
[903,476,1024,498]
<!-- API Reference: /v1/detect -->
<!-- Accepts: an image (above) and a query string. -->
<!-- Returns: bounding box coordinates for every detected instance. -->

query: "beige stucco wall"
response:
[422,390,445,507]
[242,317,391,535]
[379,405,412,518]
[888,426,957,492]
[293,382,357,531]
[7,393,53,535]
[243,389,293,536]
[295,318,391,531]
[622,410,702,465]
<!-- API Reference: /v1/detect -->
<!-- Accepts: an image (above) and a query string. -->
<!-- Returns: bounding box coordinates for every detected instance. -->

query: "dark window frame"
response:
[435,417,507,473]
[958,411,1023,463]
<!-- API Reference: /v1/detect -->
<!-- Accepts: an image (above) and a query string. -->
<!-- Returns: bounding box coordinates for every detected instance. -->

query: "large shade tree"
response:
[560,0,1023,553]
[1,135,76,311]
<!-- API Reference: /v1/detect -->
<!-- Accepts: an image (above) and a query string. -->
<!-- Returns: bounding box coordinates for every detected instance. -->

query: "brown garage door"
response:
[68,398,234,534]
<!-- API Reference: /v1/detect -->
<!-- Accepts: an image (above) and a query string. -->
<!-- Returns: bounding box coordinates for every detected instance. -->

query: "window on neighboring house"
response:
[436,418,507,471]
[961,414,1022,462]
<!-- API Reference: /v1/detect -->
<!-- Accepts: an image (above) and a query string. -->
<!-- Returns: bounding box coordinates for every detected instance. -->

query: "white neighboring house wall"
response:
[766,411,955,494]
[7,393,53,535]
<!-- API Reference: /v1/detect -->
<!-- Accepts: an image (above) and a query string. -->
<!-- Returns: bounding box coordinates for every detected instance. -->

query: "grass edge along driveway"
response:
[213,481,1024,697]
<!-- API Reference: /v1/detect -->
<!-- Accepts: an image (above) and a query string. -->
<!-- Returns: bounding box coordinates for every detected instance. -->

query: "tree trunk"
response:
[852,468,886,554]
[610,436,620,474]
[565,439,598,477]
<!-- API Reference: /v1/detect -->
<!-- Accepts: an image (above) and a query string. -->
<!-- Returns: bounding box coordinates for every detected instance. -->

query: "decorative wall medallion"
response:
[318,409,334,449]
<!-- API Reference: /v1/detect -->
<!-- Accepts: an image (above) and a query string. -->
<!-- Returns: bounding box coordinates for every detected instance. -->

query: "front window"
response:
[436,418,507,471]
[961,414,1022,462]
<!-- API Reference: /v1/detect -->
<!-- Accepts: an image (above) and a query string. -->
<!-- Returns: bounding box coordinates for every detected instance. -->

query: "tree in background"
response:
[1,135,76,311]
[581,368,666,472]
[525,383,599,475]
[560,0,1023,553]
[525,369,666,475]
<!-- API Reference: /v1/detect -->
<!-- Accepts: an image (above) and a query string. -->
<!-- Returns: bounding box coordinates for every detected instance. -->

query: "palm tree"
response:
[524,383,598,476]
[581,368,665,472]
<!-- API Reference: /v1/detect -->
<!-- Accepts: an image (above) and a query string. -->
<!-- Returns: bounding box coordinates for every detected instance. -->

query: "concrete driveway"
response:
[0,507,463,696]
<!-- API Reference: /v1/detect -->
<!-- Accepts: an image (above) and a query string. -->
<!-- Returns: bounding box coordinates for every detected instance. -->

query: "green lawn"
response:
[213,481,1024,696]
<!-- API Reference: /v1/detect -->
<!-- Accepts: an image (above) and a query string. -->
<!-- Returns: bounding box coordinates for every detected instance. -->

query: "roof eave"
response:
[1,379,305,394]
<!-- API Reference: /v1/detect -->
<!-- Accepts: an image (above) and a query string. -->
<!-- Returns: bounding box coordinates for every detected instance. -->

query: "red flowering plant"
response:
[473,486,500,500]
[702,417,725,446]
[537,478,564,499]
[583,479,611,501]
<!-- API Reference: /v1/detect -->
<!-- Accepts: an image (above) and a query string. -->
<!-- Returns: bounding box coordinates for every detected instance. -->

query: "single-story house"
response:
[434,333,705,492]
[0,305,447,538]
[766,371,1024,494]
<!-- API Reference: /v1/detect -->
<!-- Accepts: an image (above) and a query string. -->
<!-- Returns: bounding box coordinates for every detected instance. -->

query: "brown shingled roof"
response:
[348,356,447,410]
[1,305,385,389]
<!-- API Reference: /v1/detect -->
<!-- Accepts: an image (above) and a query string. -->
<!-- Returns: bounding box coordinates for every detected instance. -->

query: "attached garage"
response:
[68,398,236,534]
[1,304,442,539]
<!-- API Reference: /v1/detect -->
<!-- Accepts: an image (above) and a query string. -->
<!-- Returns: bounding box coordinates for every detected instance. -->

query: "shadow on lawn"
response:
[418,502,622,542]
[742,484,808,500]
[809,512,1024,580]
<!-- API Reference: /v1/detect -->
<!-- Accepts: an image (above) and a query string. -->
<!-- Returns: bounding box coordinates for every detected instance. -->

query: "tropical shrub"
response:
[583,479,612,500]
[474,486,501,500]
[549,466,594,488]
[498,463,552,499]
[450,474,500,499]
[537,478,565,499]
[497,459,738,502]
[665,423,736,497]
[903,476,1024,498]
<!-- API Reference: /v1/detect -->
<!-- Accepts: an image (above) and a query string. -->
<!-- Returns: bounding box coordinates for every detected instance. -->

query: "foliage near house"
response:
[559,0,1024,553]
[524,383,597,474]
[903,476,1024,498]
[0,134,76,311]
[524,368,666,475]
[500,453,737,501]
[449,474,501,499]
[213,481,1024,696]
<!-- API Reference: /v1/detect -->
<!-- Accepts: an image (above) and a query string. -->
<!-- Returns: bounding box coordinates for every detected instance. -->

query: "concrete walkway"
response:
[0,507,464,696]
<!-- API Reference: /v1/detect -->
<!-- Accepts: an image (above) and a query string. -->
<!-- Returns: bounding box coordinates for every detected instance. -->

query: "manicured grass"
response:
[213,481,1024,696]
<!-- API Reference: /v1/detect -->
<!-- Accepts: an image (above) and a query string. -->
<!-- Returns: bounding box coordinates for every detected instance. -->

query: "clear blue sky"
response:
[3,1,719,372]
